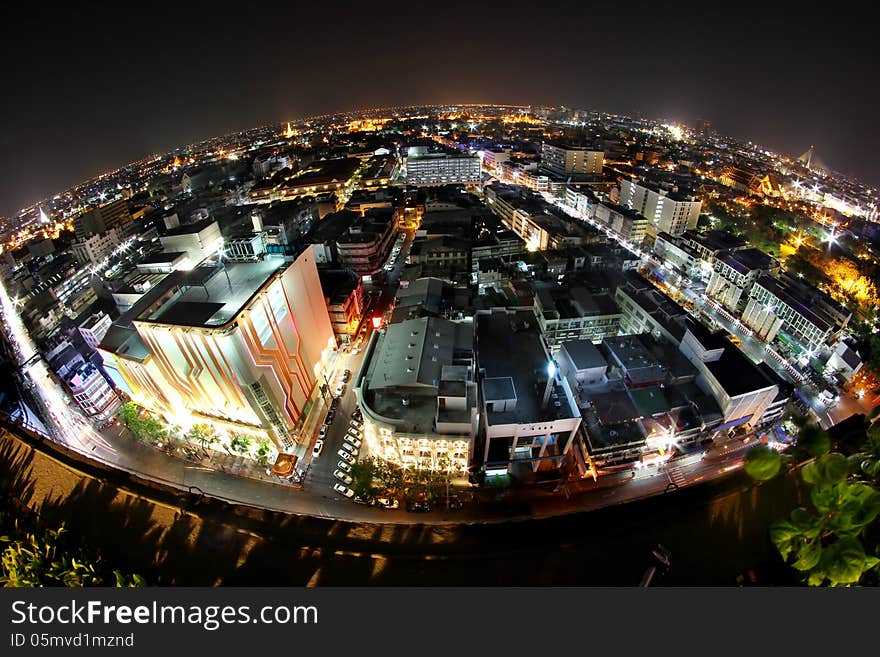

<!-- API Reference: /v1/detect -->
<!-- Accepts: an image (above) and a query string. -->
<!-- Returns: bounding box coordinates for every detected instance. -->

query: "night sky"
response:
[2,1,877,217]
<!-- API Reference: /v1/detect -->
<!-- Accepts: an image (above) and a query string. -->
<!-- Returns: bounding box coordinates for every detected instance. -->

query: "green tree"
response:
[229,434,251,455]
[118,402,142,433]
[255,440,272,467]
[349,457,380,500]
[185,423,217,457]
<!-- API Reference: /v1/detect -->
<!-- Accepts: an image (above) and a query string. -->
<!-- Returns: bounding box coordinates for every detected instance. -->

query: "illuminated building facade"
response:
[541,142,604,176]
[477,309,582,475]
[619,179,701,237]
[65,361,121,426]
[354,317,477,473]
[404,148,481,186]
[98,250,336,448]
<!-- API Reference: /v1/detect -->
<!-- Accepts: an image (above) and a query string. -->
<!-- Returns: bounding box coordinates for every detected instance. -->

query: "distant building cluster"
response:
[1,102,872,488]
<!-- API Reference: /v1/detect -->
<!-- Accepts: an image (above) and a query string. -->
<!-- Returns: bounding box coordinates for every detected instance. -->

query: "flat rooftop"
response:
[477,309,578,425]
[705,339,775,399]
[719,248,776,274]
[138,255,287,328]
[561,340,607,371]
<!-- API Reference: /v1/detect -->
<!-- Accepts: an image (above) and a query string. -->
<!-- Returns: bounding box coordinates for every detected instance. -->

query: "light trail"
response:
[0,275,117,457]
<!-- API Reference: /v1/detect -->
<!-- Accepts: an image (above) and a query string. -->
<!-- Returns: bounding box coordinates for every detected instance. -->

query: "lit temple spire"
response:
[38,206,50,224]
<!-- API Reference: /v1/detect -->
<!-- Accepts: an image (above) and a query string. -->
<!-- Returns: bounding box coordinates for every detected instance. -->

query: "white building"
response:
[705,248,778,312]
[77,312,112,350]
[619,179,701,236]
[355,316,477,473]
[158,219,223,269]
[65,362,121,425]
[71,227,122,265]
[541,142,604,176]
[405,148,481,186]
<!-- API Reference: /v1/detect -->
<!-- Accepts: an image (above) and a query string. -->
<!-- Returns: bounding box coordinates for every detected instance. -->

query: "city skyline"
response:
[2,1,879,217]
[1,4,878,592]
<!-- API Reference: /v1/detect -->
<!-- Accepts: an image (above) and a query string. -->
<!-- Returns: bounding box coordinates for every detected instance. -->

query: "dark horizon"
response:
[2,1,878,216]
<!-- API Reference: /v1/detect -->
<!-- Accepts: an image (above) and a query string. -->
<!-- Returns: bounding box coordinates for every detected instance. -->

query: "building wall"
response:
[115,250,335,447]
[405,155,481,186]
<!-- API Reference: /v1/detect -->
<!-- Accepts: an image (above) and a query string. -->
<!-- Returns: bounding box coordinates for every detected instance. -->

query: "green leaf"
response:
[791,539,822,571]
[837,483,880,530]
[798,425,832,457]
[810,484,838,514]
[770,520,798,559]
[802,453,849,485]
[744,445,782,481]
[823,537,870,586]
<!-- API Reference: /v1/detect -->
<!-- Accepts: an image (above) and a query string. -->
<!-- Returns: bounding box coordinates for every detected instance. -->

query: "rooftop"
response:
[477,309,578,425]
[560,340,607,371]
[138,255,287,328]
[719,248,776,274]
[705,338,776,399]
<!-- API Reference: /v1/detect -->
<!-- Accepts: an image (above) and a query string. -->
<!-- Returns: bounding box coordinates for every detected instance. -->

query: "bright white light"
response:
[547,361,557,379]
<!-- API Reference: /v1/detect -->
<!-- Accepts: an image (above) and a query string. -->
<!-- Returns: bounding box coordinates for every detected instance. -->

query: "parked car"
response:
[334,470,353,485]
[406,500,432,513]
[349,419,362,431]
[342,369,351,383]
[336,460,352,473]
[345,436,362,449]
[334,383,345,398]
[325,410,335,424]
[337,449,355,463]
[333,483,354,498]
[341,442,357,456]
[312,440,324,458]
[377,497,400,509]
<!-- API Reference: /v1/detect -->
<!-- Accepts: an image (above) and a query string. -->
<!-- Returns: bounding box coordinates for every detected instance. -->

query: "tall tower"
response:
[797,145,815,170]
[38,207,50,224]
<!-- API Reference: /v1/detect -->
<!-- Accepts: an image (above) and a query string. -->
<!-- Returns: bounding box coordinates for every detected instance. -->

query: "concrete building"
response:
[556,340,608,391]
[614,271,688,344]
[318,268,364,344]
[71,227,122,266]
[405,148,481,186]
[355,316,477,473]
[705,248,778,312]
[619,179,702,236]
[65,361,121,426]
[476,308,582,476]
[679,321,779,430]
[159,219,223,268]
[336,208,398,276]
[76,311,112,350]
[742,275,842,354]
[73,199,132,239]
[652,232,703,280]
[595,202,649,244]
[541,142,604,176]
[98,249,336,449]
[534,286,621,347]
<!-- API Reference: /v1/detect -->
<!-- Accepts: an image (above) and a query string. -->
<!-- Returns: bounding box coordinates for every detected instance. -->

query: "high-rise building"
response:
[404,148,481,186]
[540,142,604,176]
[98,249,336,448]
[705,248,778,312]
[73,198,131,239]
[71,227,122,265]
[619,179,701,236]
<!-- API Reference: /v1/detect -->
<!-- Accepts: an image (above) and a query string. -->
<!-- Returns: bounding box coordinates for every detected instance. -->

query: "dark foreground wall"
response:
[0,422,803,585]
